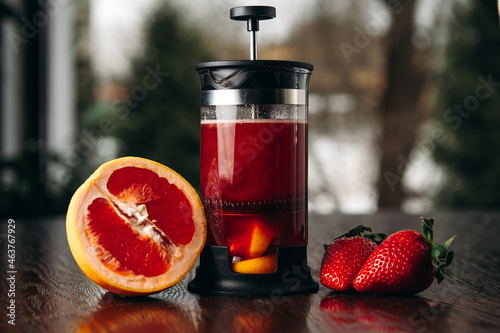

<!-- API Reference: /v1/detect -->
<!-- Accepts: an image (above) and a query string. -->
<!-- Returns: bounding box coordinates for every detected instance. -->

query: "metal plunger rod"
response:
[249,30,257,60]
[230,6,276,61]
[247,16,259,60]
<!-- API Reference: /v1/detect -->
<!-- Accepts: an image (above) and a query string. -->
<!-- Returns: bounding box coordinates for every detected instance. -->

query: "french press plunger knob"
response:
[230,6,276,60]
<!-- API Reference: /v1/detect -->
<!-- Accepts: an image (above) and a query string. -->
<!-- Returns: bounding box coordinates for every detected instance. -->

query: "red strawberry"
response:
[320,226,385,291]
[353,217,456,295]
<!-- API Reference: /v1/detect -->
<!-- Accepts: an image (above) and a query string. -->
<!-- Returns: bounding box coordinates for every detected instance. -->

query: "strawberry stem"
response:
[363,233,387,245]
[422,217,434,244]
[337,225,372,238]
[421,217,458,284]
[331,225,387,245]
[442,236,456,250]
[431,244,447,259]
[325,225,375,251]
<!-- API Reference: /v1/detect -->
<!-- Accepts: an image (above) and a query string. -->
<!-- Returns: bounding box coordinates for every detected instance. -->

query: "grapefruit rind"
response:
[66,156,206,296]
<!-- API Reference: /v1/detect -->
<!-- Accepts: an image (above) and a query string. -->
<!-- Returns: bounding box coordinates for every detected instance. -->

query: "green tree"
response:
[432,0,500,208]
[113,3,217,189]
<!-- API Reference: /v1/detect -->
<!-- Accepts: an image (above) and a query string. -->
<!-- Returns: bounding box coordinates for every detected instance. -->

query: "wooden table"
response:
[1,211,499,332]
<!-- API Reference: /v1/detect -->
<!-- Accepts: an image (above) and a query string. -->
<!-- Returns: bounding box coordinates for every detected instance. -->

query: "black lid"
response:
[195,60,313,71]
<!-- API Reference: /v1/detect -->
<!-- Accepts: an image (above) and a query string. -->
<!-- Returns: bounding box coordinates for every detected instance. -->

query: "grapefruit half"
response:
[66,157,206,296]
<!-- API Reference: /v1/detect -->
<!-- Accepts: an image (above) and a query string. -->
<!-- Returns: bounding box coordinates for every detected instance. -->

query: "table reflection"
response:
[196,294,313,333]
[319,293,451,332]
[75,292,196,333]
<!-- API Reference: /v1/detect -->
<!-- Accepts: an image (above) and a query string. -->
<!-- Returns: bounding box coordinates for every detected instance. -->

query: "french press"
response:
[188,6,318,296]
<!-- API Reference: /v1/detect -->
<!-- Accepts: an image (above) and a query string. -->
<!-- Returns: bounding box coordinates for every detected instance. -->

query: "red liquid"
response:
[200,120,307,263]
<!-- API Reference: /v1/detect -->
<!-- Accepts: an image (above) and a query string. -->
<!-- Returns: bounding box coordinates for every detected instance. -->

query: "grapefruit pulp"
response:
[66,157,206,295]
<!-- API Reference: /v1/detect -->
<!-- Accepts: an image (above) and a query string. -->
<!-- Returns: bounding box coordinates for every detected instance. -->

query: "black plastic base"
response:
[188,245,319,296]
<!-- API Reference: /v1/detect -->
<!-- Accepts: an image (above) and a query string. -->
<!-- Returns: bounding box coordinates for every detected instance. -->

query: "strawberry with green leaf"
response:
[353,217,456,295]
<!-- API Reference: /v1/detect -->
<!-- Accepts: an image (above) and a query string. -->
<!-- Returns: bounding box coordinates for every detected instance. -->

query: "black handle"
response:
[230,6,276,60]
[230,6,276,32]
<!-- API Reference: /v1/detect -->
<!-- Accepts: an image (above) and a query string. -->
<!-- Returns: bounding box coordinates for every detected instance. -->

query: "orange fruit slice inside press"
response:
[66,156,206,296]
[228,219,276,259]
[231,254,277,274]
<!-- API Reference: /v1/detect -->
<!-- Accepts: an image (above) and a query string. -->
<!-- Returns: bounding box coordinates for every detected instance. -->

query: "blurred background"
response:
[1,0,499,218]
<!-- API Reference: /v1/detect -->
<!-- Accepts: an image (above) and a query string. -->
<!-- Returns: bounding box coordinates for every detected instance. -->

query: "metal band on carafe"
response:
[201,89,307,106]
